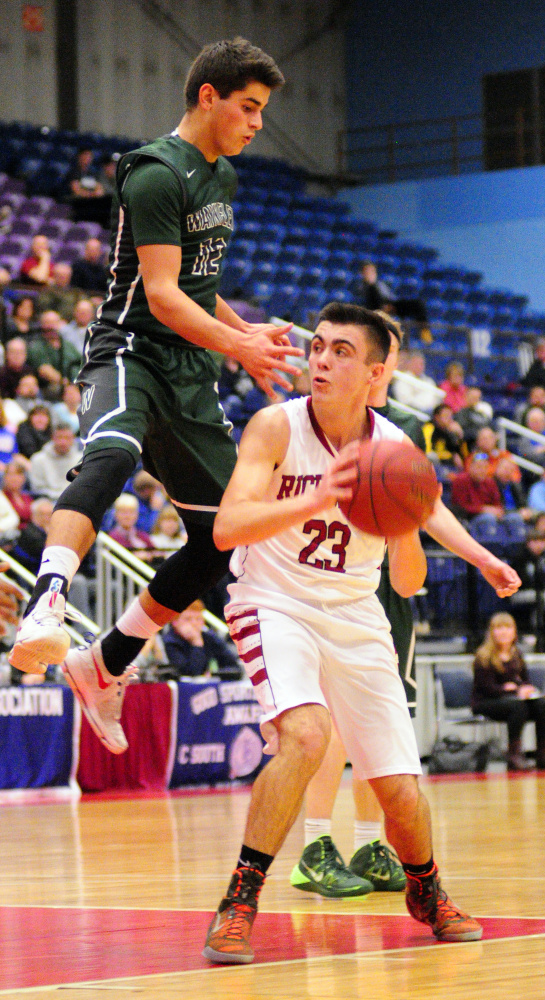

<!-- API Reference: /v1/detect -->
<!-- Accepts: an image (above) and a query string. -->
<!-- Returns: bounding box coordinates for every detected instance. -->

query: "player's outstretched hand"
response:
[311,442,360,513]
[480,556,521,598]
[235,322,304,398]
[0,562,23,635]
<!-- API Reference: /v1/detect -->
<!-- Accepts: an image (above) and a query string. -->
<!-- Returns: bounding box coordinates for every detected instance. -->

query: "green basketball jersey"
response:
[97,132,237,346]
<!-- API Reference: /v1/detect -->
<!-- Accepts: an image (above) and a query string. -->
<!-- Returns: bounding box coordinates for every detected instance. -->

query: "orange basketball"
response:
[339,439,439,537]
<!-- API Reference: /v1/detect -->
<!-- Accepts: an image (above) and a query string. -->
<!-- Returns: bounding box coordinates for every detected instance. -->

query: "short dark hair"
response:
[184,37,284,108]
[315,301,391,363]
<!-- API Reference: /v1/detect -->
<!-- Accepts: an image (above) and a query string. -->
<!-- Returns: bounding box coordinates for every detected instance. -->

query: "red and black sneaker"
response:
[203,865,265,964]
[405,863,482,942]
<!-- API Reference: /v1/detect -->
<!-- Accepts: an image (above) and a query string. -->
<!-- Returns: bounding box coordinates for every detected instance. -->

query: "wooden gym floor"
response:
[0,771,544,999]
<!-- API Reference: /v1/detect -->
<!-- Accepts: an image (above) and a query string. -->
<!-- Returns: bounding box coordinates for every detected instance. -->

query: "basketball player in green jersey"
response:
[11,39,302,755]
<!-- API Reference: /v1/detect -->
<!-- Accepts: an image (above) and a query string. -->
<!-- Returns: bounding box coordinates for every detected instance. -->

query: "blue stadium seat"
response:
[301,265,328,286]
[275,263,303,284]
[281,244,307,265]
[303,246,330,266]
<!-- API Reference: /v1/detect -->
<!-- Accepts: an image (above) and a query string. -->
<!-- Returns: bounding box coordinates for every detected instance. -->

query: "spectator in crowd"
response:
[131,469,165,533]
[36,263,81,322]
[71,238,109,294]
[52,382,80,435]
[19,234,54,286]
[0,472,20,541]
[514,384,545,426]
[2,459,32,530]
[96,153,118,197]
[390,349,443,414]
[472,612,545,770]
[217,356,253,402]
[5,296,39,340]
[517,407,545,468]
[60,298,94,354]
[473,426,521,485]
[26,310,81,401]
[355,261,428,327]
[455,386,494,450]
[439,361,467,413]
[149,503,187,561]
[527,467,545,513]
[521,338,545,391]
[494,457,533,522]
[451,451,505,524]
[162,599,241,680]
[16,404,52,460]
[0,400,18,472]
[0,338,34,398]
[28,423,81,501]
[12,497,54,574]
[68,148,103,200]
[423,402,468,479]
[511,515,545,639]
[108,493,155,561]
[0,560,23,637]
[14,373,45,416]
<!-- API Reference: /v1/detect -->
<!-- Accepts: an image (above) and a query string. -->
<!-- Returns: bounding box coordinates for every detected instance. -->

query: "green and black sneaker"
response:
[290,835,374,898]
[349,840,406,892]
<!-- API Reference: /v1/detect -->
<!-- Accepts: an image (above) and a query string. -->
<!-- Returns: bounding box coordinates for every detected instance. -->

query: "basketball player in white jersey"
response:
[203,302,521,964]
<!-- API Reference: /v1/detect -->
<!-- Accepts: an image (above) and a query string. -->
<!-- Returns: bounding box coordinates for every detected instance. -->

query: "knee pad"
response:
[148,522,232,613]
[54,448,137,533]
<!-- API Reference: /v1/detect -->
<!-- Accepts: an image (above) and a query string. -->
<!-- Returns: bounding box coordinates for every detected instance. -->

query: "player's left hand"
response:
[479,556,521,598]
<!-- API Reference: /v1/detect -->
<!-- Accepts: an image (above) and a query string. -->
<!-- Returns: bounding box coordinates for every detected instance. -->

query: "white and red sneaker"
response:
[9,591,71,674]
[62,640,134,754]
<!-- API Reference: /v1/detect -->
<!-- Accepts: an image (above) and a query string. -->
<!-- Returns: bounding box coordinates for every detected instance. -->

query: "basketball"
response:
[339,439,439,537]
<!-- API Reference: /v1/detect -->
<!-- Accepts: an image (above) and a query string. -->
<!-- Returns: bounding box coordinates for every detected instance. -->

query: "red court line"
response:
[1,908,545,990]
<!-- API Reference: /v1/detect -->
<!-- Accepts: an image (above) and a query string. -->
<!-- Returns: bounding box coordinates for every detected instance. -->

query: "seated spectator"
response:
[14,373,45,416]
[511,515,545,636]
[473,426,522,484]
[4,295,39,340]
[131,469,165,533]
[2,459,32,529]
[455,386,494,450]
[472,612,545,770]
[451,451,505,523]
[391,349,443,413]
[0,399,18,472]
[217,357,253,402]
[162,600,241,680]
[19,234,54,286]
[52,382,81,435]
[494,457,533,522]
[108,493,155,561]
[16,404,52,459]
[355,260,428,327]
[149,504,187,561]
[521,337,545,391]
[517,407,545,468]
[423,402,468,480]
[66,148,111,226]
[527,467,545,513]
[71,238,109,293]
[514,384,545,426]
[0,338,34,398]
[439,361,467,413]
[12,497,54,574]
[0,470,20,541]
[28,423,81,500]
[27,310,81,401]
[36,262,81,322]
[60,299,94,354]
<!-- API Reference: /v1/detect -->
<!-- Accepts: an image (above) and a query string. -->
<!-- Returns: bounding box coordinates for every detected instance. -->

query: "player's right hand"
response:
[234,323,304,398]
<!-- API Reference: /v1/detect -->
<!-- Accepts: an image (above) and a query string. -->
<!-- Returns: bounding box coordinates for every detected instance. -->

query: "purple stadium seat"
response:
[40,219,72,240]
[26,195,55,214]
[0,235,31,256]
[10,216,42,236]
[0,254,25,278]
[55,241,85,263]
[44,202,72,220]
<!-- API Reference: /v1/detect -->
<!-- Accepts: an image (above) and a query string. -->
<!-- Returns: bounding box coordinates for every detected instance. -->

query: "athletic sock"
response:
[353,821,381,853]
[304,818,331,846]
[101,597,164,676]
[24,573,69,616]
[403,858,435,878]
[237,844,274,877]
[25,547,81,616]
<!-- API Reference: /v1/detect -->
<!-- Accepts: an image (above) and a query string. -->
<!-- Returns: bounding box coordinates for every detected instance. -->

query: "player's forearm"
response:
[424,498,496,571]
[147,283,241,355]
[214,493,328,551]
[387,531,427,597]
[215,295,251,333]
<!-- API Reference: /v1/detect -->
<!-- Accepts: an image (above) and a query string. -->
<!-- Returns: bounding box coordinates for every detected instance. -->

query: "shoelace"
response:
[223,902,253,940]
[368,843,400,875]
[320,841,354,877]
[34,602,82,627]
[435,885,467,922]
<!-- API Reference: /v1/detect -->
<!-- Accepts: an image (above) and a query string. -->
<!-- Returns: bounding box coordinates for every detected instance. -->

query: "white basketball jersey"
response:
[228,396,404,607]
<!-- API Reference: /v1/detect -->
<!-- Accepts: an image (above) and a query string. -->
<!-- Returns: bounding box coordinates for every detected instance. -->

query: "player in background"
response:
[202,302,520,964]
[9,39,302,752]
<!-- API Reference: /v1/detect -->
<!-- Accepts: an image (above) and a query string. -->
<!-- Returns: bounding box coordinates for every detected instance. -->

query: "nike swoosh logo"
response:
[187,169,196,178]
[370,872,392,881]
[302,865,324,882]
[92,652,112,691]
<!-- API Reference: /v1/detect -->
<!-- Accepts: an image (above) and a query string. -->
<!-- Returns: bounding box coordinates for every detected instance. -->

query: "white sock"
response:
[354,821,381,853]
[304,818,331,846]
[37,546,80,586]
[116,597,162,639]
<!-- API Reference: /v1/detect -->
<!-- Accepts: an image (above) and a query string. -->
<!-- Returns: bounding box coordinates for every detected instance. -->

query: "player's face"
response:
[207,81,270,156]
[309,321,384,405]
